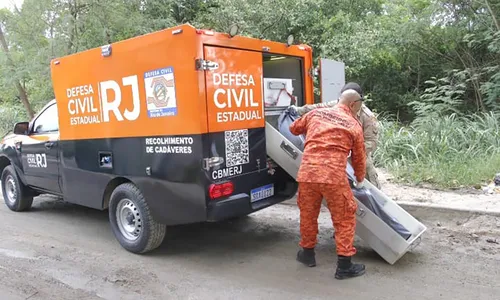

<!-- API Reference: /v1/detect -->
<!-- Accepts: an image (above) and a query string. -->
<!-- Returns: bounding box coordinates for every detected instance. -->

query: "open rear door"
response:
[202,46,266,183]
[319,58,345,103]
[204,46,265,132]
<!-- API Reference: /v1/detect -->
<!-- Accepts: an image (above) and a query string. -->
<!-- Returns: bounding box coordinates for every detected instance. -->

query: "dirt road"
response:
[377,169,500,213]
[1,195,499,300]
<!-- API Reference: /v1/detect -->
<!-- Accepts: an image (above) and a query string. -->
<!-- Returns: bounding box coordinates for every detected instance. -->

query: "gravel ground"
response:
[0,194,499,300]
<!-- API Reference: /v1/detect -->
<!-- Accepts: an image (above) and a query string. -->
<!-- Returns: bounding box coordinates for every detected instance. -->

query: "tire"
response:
[108,183,166,254]
[1,165,33,212]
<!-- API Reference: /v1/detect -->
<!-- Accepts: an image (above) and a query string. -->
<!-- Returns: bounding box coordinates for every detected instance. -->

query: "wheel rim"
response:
[5,175,17,205]
[115,198,142,241]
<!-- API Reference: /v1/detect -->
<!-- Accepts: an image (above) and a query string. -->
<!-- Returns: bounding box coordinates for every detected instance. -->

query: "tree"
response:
[0,12,34,118]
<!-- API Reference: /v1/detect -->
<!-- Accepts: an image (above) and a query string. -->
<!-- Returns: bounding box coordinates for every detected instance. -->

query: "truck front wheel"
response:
[108,183,166,254]
[1,165,33,212]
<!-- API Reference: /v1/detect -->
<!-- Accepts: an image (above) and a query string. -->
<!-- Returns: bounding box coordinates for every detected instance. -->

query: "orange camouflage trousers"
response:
[297,181,357,256]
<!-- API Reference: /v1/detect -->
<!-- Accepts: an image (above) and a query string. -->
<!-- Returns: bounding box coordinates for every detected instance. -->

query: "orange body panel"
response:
[199,31,315,110]
[22,134,57,143]
[204,46,264,132]
[50,24,315,141]
[2,133,57,145]
[51,25,204,141]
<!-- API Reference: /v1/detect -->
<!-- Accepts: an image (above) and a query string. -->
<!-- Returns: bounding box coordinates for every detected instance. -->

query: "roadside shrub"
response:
[0,105,26,137]
[374,112,500,188]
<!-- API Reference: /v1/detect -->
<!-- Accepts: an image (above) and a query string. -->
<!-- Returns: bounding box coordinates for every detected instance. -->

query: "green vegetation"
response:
[0,104,27,136]
[375,112,500,188]
[1,0,499,188]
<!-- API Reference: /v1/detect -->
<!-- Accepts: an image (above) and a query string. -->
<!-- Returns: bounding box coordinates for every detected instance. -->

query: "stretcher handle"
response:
[280,141,298,160]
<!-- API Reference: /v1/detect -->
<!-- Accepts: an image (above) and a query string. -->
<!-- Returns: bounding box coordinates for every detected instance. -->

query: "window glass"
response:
[33,104,59,134]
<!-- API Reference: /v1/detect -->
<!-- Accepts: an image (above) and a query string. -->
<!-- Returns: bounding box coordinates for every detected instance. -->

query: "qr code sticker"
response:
[225,129,250,167]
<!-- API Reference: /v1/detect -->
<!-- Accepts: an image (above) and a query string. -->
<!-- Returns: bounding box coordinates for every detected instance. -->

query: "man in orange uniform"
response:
[289,89,367,280]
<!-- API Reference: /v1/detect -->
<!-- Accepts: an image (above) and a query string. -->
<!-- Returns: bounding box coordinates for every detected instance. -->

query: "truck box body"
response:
[47,24,314,225]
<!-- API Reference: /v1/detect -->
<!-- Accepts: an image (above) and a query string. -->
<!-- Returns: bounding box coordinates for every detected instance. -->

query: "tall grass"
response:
[374,112,500,188]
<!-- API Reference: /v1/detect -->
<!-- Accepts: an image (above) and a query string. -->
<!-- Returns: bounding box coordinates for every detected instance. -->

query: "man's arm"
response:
[289,112,310,136]
[361,107,379,155]
[351,125,367,183]
[296,100,336,116]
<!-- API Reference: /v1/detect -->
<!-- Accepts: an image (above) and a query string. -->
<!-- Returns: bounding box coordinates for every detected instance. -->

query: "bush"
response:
[0,105,27,137]
[374,112,500,188]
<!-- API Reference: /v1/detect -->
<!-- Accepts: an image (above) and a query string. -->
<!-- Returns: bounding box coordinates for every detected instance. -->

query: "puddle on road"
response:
[44,266,143,300]
[0,248,38,260]
[95,286,143,300]
[45,269,92,291]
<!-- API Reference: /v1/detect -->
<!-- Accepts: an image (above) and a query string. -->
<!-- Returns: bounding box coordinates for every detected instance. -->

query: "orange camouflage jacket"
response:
[289,104,366,184]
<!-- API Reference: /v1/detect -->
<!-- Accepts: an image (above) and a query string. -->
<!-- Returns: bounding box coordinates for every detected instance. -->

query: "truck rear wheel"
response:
[108,183,166,254]
[1,165,33,212]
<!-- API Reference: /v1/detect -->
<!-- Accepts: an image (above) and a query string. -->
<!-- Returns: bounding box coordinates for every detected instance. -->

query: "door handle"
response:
[45,141,55,149]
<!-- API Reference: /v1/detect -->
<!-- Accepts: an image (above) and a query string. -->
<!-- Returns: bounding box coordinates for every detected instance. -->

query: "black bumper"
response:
[206,193,289,221]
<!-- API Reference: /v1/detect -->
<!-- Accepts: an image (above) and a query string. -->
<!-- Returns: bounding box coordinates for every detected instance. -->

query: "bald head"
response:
[338,89,363,115]
[339,89,361,104]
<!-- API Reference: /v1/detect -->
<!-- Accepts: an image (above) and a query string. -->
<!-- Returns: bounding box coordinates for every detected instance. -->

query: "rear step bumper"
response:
[206,194,288,221]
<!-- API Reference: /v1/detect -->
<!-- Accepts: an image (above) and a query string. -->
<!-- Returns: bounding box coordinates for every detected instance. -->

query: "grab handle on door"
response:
[45,141,54,149]
[280,141,298,160]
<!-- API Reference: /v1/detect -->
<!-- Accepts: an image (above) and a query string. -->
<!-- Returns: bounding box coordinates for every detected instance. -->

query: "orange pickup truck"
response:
[0,23,316,253]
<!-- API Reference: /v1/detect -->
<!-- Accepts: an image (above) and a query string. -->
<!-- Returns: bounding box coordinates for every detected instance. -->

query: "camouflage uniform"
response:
[296,101,381,189]
[290,104,366,256]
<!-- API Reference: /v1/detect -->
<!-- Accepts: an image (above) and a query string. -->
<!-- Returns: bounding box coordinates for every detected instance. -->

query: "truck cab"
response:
[1,100,61,192]
[1,100,61,209]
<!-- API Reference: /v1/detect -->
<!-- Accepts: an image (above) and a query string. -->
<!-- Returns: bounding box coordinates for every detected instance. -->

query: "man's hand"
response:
[355,179,368,189]
[288,105,299,115]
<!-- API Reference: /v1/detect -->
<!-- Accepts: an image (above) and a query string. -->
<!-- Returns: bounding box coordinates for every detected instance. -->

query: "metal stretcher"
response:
[265,110,427,265]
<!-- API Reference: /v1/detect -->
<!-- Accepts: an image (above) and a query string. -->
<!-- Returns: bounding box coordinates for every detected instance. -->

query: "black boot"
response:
[296,248,316,267]
[335,255,365,279]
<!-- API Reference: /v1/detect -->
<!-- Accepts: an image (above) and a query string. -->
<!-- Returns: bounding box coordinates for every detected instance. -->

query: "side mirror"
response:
[13,122,29,135]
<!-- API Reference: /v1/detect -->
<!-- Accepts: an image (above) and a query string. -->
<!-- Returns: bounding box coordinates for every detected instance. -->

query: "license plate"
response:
[250,184,274,202]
